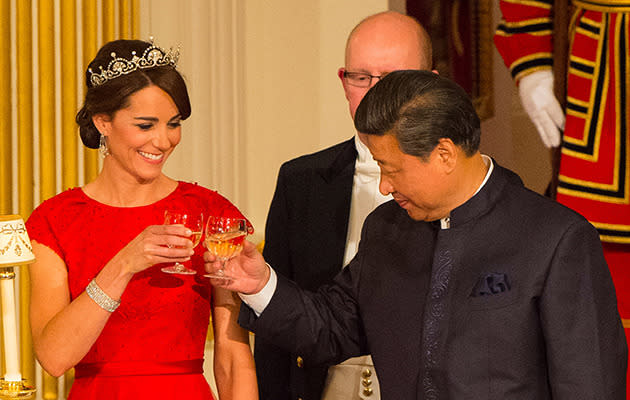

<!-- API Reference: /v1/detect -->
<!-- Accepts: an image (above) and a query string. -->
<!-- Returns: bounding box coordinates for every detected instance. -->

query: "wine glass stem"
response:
[218,259,228,276]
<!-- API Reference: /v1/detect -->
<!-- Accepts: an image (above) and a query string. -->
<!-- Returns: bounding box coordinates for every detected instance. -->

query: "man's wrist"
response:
[238,264,277,316]
[253,262,272,294]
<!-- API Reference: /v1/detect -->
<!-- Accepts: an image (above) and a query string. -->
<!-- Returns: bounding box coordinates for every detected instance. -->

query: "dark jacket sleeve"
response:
[540,219,627,399]
[240,262,366,366]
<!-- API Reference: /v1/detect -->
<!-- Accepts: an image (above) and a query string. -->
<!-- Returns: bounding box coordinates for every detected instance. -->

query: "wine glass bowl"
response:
[204,216,248,279]
[161,210,204,275]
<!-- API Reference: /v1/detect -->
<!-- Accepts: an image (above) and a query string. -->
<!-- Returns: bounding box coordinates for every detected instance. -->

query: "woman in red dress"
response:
[25,39,258,399]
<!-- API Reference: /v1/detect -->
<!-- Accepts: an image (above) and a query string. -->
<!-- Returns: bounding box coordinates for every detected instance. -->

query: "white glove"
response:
[518,70,565,148]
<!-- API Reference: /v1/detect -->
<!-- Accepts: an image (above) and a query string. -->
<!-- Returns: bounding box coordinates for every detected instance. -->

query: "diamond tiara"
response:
[88,38,179,87]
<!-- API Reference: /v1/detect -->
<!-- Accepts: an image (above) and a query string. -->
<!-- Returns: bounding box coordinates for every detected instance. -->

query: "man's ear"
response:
[338,67,351,101]
[92,114,111,136]
[435,138,457,173]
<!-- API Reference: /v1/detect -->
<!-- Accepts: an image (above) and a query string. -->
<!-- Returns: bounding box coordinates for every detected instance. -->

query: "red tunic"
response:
[26,181,250,400]
[495,0,630,244]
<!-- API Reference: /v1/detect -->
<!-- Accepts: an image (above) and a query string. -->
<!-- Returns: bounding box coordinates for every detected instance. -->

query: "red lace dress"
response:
[26,181,251,400]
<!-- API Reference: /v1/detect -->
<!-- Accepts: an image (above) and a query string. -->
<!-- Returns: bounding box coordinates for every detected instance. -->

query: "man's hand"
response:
[518,70,565,148]
[204,240,271,294]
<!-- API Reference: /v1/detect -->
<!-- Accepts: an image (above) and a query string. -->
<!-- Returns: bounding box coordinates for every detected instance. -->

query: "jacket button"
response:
[363,387,373,396]
[362,378,372,387]
[296,356,304,368]
[362,368,372,378]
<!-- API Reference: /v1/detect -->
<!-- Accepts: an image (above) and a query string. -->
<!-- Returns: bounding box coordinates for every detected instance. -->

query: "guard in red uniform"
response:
[495,1,629,396]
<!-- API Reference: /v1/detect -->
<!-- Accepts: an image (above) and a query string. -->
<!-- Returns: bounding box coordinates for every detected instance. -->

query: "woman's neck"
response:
[83,167,177,207]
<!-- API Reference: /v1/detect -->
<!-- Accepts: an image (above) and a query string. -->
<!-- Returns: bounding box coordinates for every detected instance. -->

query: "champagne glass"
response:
[204,216,248,279]
[161,210,204,275]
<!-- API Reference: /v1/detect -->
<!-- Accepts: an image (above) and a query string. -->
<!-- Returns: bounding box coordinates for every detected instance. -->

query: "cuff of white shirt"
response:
[238,263,277,317]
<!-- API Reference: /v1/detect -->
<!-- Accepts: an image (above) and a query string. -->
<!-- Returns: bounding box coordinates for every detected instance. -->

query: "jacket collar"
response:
[321,137,357,183]
[449,159,523,228]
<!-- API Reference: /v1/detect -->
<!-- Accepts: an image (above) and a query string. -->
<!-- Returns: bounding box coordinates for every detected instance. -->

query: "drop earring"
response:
[99,134,110,158]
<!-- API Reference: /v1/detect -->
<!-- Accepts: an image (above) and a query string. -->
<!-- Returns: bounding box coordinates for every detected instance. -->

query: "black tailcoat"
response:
[256,138,356,400]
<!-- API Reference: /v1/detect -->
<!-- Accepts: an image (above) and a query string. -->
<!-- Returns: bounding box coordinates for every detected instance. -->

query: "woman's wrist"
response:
[91,258,134,302]
[86,279,120,312]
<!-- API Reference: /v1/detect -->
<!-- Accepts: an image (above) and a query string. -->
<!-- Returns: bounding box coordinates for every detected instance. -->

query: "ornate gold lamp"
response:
[0,215,36,399]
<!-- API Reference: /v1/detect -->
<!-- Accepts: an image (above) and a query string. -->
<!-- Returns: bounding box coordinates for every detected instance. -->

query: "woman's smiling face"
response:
[95,85,182,183]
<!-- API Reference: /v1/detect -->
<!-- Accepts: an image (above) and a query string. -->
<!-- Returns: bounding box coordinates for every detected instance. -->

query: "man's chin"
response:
[404,207,438,222]
[405,208,423,221]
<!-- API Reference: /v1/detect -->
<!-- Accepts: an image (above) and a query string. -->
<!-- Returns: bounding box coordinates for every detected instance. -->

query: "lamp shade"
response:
[0,215,35,267]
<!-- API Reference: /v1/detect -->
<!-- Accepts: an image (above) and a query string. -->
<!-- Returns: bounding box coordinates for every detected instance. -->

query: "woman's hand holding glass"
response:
[161,211,204,275]
[104,224,195,278]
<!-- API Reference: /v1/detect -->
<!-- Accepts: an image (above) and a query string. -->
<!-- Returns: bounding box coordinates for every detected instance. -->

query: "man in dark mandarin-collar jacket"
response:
[206,71,627,399]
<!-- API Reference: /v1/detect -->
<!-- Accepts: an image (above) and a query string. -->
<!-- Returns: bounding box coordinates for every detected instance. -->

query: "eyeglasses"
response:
[342,70,388,88]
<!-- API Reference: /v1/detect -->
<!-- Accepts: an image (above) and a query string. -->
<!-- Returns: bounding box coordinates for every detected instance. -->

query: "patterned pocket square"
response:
[471,272,510,297]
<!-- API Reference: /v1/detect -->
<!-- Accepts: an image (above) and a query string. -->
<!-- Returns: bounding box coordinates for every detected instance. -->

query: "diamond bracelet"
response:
[85,279,120,313]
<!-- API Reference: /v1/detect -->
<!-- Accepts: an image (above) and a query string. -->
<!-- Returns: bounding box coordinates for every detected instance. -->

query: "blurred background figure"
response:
[495,2,630,396]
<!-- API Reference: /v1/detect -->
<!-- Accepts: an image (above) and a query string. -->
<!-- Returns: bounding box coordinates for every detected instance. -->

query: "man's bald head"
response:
[345,11,432,70]
[339,11,433,123]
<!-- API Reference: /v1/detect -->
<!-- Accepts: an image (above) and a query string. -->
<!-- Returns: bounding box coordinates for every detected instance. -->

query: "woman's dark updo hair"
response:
[76,39,191,149]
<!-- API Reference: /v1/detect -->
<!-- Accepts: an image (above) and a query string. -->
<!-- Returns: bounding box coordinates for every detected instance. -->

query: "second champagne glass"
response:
[162,210,204,275]
[204,216,248,279]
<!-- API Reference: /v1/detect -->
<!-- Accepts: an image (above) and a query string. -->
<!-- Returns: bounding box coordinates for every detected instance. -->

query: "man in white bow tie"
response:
[254,10,433,400]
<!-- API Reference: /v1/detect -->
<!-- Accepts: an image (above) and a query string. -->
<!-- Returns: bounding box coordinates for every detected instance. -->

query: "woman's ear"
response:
[92,114,111,136]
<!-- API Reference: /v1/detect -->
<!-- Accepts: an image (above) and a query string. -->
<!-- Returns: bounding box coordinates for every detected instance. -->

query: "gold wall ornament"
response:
[0,215,36,399]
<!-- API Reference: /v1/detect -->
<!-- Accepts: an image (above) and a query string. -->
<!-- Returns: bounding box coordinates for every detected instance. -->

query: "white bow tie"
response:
[355,160,380,183]
[354,135,381,183]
